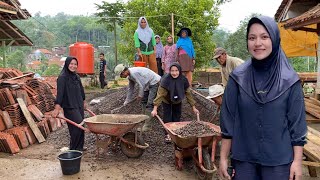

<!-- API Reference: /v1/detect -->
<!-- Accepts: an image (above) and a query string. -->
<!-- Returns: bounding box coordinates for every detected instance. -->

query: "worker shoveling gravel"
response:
[174,121,219,137]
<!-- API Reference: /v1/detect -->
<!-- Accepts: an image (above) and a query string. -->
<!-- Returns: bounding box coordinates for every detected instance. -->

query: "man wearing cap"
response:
[114,64,161,131]
[213,47,244,86]
[206,84,224,123]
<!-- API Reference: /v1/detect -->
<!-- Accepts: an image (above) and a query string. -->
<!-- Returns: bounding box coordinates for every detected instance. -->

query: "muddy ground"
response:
[0,87,319,180]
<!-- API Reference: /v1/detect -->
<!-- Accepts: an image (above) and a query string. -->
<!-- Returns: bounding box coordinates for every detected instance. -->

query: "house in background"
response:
[48,56,65,67]
[26,60,41,71]
[52,46,67,57]
[29,48,53,60]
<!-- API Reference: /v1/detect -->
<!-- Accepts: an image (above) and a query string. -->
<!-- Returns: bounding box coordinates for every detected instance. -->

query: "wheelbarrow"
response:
[56,109,150,158]
[155,114,221,180]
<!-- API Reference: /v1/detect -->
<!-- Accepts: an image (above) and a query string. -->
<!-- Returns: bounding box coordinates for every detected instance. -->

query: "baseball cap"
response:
[213,47,226,59]
[114,64,126,80]
[206,84,224,99]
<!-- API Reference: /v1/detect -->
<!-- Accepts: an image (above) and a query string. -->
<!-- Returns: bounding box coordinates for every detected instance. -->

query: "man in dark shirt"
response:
[99,53,107,89]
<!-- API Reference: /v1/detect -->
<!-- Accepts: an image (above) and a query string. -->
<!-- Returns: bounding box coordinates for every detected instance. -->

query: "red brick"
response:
[6,128,29,149]
[49,117,57,132]
[2,111,13,129]
[43,119,50,135]
[0,132,20,154]
[0,115,6,131]
[37,121,47,139]
[6,134,20,153]
[23,126,37,145]
[56,118,62,128]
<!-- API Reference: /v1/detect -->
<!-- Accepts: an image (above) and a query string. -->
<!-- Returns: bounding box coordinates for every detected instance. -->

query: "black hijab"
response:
[230,16,299,104]
[160,63,190,103]
[60,56,80,82]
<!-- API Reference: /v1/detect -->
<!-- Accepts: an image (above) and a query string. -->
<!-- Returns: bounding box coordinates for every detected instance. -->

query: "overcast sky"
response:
[19,0,282,32]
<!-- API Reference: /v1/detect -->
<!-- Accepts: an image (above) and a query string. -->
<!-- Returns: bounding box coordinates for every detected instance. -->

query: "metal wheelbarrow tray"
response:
[164,121,220,149]
[58,111,150,158]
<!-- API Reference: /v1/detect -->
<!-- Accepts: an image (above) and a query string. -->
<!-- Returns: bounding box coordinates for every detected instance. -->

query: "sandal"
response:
[165,135,171,143]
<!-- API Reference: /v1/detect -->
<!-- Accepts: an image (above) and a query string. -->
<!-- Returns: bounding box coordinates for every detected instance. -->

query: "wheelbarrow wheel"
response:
[120,132,145,158]
[194,149,213,180]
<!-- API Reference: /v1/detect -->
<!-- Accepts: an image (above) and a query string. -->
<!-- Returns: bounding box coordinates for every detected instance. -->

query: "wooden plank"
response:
[309,97,320,106]
[306,118,320,123]
[304,140,320,162]
[302,161,320,167]
[6,72,34,81]
[306,157,318,177]
[305,98,319,106]
[305,101,320,112]
[305,106,320,119]
[307,133,320,146]
[16,98,45,143]
[308,126,320,137]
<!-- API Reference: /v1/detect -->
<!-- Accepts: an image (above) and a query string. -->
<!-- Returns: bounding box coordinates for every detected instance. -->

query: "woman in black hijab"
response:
[218,16,307,180]
[52,56,86,151]
[151,63,199,142]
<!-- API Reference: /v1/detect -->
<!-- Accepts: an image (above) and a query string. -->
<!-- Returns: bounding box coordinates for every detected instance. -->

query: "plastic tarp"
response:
[279,23,318,57]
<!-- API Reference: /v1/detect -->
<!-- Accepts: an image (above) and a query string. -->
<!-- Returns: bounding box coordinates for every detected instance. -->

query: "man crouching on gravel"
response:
[114,64,161,131]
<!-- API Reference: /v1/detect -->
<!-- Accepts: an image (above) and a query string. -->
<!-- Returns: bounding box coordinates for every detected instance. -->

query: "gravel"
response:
[174,121,219,137]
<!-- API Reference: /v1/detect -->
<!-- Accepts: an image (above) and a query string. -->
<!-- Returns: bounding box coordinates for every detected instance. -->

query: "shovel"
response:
[111,98,137,114]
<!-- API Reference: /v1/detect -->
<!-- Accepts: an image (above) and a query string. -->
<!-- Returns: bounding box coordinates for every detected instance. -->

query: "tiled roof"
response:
[284,3,320,28]
[34,49,53,54]
[274,0,317,22]
[0,20,33,46]
[0,1,16,12]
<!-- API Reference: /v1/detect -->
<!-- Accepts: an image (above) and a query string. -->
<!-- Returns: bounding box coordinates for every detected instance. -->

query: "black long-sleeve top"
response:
[55,75,85,109]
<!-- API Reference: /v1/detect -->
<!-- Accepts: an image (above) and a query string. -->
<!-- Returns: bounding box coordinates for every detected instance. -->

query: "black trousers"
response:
[141,84,159,111]
[232,159,291,180]
[162,102,182,123]
[156,58,163,76]
[99,73,107,89]
[64,107,85,151]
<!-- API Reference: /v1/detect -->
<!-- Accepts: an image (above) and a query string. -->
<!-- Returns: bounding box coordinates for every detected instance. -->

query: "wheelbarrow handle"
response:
[197,113,200,121]
[57,115,90,132]
[200,164,217,174]
[85,108,96,117]
[155,115,166,127]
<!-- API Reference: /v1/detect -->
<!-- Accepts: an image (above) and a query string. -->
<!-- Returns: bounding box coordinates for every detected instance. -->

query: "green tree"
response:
[213,28,230,49]
[224,13,260,60]
[42,64,61,76]
[289,56,317,72]
[7,50,26,71]
[96,1,126,65]
[119,0,221,68]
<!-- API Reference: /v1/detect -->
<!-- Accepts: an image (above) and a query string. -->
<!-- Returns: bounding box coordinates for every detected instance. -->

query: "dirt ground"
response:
[0,88,319,180]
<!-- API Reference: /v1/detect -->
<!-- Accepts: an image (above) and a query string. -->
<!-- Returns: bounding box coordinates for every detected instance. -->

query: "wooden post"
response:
[2,41,6,67]
[315,25,320,99]
[171,13,174,41]
[113,20,118,65]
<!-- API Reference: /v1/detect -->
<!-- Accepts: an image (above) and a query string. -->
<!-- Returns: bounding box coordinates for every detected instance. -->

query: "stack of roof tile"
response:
[0,68,60,154]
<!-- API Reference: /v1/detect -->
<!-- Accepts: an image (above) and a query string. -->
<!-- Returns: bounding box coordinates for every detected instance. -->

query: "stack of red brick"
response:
[0,68,61,154]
